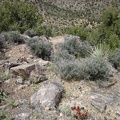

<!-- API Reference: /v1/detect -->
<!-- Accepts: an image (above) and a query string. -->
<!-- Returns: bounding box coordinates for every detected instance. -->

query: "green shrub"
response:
[108,34,120,49]
[0,1,43,33]
[55,60,87,80]
[58,38,92,58]
[101,7,119,27]
[8,31,25,44]
[109,48,120,69]
[63,26,89,41]
[28,38,52,60]
[53,44,110,81]
[53,51,87,80]
[24,29,36,37]
[0,35,6,50]
[87,8,120,49]
[53,50,76,63]
[0,109,6,119]
[1,31,24,44]
[0,32,9,42]
[87,30,100,45]
[83,57,110,80]
[0,108,13,120]
[84,44,110,80]
[35,25,53,37]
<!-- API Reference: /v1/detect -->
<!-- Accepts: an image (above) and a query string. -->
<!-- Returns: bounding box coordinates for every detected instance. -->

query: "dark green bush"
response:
[24,29,36,37]
[108,34,120,49]
[63,26,89,41]
[109,48,120,69]
[28,38,52,60]
[35,25,53,37]
[88,8,120,49]
[0,0,43,33]
[101,7,119,27]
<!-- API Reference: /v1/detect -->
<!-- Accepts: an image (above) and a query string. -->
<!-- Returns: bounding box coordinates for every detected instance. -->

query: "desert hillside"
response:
[0,1,120,120]
[32,0,120,27]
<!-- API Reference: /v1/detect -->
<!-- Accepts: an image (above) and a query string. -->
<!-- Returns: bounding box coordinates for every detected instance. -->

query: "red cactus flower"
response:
[77,110,80,115]
[73,106,76,110]
[84,113,88,116]
[74,114,77,118]
[77,106,80,110]
[81,114,85,117]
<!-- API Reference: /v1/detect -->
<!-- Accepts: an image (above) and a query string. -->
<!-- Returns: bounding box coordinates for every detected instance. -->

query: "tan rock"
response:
[11,64,35,79]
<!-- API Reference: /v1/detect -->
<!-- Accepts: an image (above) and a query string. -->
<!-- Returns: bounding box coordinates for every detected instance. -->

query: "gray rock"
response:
[16,76,23,84]
[108,63,118,77]
[91,98,107,113]
[15,113,30,120]
[87,117,95,120]
[30,63,48,83]
[64,34,80,41]
[116,111,120,116]
[91,89,120,113]
[30,82,64,108]
[37,59,49,67]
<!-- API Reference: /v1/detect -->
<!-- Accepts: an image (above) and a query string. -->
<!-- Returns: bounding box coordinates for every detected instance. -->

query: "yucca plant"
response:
[87,43,110,61]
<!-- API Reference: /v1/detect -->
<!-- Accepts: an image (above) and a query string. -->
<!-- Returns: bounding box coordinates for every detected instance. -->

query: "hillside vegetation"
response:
[0,1,120,120]
[34,0,120,27]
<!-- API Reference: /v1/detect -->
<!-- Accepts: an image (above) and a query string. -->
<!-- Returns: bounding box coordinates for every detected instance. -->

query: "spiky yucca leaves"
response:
[87,44,110,61]
[84,44,110,80]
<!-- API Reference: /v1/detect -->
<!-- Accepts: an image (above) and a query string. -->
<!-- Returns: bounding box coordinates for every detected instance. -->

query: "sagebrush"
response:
[28,38,52,60]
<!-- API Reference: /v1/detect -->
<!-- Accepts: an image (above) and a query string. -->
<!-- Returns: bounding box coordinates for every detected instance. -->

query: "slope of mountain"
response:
[33,0,120,28]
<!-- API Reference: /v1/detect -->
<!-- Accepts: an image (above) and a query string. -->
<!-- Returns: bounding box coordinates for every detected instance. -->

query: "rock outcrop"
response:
[30,82,64,109]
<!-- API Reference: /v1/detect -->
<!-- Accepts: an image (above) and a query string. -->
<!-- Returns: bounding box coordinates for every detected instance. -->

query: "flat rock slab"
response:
[11,64,35,79]
[30,82,64,108]
[91,89,120,113]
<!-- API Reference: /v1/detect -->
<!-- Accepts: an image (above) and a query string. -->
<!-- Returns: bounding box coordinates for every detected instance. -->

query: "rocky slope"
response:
[0,34,120,120]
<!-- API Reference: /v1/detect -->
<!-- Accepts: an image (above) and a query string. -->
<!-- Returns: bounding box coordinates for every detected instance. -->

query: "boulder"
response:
[30,82,64,108]
[64,34,80,41]
[91,98,107,113]
[91,89,120,113]
[11,64,35,79]
[10,59,48,82]
[30,64,48,83]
